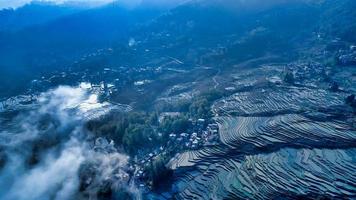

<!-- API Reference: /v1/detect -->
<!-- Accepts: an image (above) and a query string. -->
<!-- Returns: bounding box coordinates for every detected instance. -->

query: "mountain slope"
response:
[0,2,85,32]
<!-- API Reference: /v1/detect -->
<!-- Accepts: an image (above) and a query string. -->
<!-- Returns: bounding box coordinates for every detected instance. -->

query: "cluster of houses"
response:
[75,48,113,64]
[324,38,356,66]
[79,81,116,99]
[130,117,220,188]
[168,119,220,149]
[338,46,356,66]
[0,95,37,112]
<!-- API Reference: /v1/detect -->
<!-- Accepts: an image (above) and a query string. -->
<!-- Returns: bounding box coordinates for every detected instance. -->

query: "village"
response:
[129,115,220,189]
[88,113,221,193]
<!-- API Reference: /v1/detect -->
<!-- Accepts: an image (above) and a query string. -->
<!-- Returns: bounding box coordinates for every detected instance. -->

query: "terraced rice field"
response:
[212,86,346,116]
[173,148,356,200]
[217,114,356,150]
[167,64,356,199]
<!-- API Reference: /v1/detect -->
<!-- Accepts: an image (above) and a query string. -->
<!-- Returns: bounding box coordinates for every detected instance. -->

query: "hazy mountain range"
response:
[0,1,355,200]
[1,0,354,97]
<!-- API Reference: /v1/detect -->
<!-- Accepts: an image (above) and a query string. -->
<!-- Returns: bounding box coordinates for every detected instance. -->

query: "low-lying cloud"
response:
[0,85,136,200]
[4,141,84,200]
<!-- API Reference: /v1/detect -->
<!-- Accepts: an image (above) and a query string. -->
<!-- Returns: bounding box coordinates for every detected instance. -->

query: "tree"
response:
[145,155,172,188]
[159,116,190,134]
[122,124,155,155]
[283,70,295,84]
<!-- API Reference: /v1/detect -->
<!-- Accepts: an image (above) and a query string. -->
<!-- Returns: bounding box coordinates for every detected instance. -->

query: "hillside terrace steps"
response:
[164,62,355,199]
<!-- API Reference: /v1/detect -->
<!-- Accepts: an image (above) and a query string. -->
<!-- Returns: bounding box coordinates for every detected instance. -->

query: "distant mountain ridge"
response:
[0,0,355,97]
[0,2,87,32]
[0,1,171,97]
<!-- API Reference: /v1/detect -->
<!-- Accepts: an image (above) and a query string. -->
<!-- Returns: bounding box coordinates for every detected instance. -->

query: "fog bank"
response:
[0,85,136,200]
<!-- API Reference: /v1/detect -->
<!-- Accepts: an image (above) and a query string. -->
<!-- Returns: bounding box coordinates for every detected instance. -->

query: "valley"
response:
[0,0,355,199]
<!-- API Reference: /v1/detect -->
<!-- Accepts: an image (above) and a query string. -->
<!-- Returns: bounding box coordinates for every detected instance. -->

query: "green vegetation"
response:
[123,124,155,154]
[159,116,190,134]
[86,89,223,157]
[283,70,295,84]
[189,90,223,119]
[144,154,173,188]
[324,56,337,68]
[86,112,160,155]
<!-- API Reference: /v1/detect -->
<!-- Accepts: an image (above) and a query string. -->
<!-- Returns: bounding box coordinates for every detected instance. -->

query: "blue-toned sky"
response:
[0,0,117,9]
[0,0,188,9]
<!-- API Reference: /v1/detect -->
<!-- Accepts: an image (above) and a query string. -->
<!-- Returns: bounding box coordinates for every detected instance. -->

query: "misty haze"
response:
[0,0,355,200]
